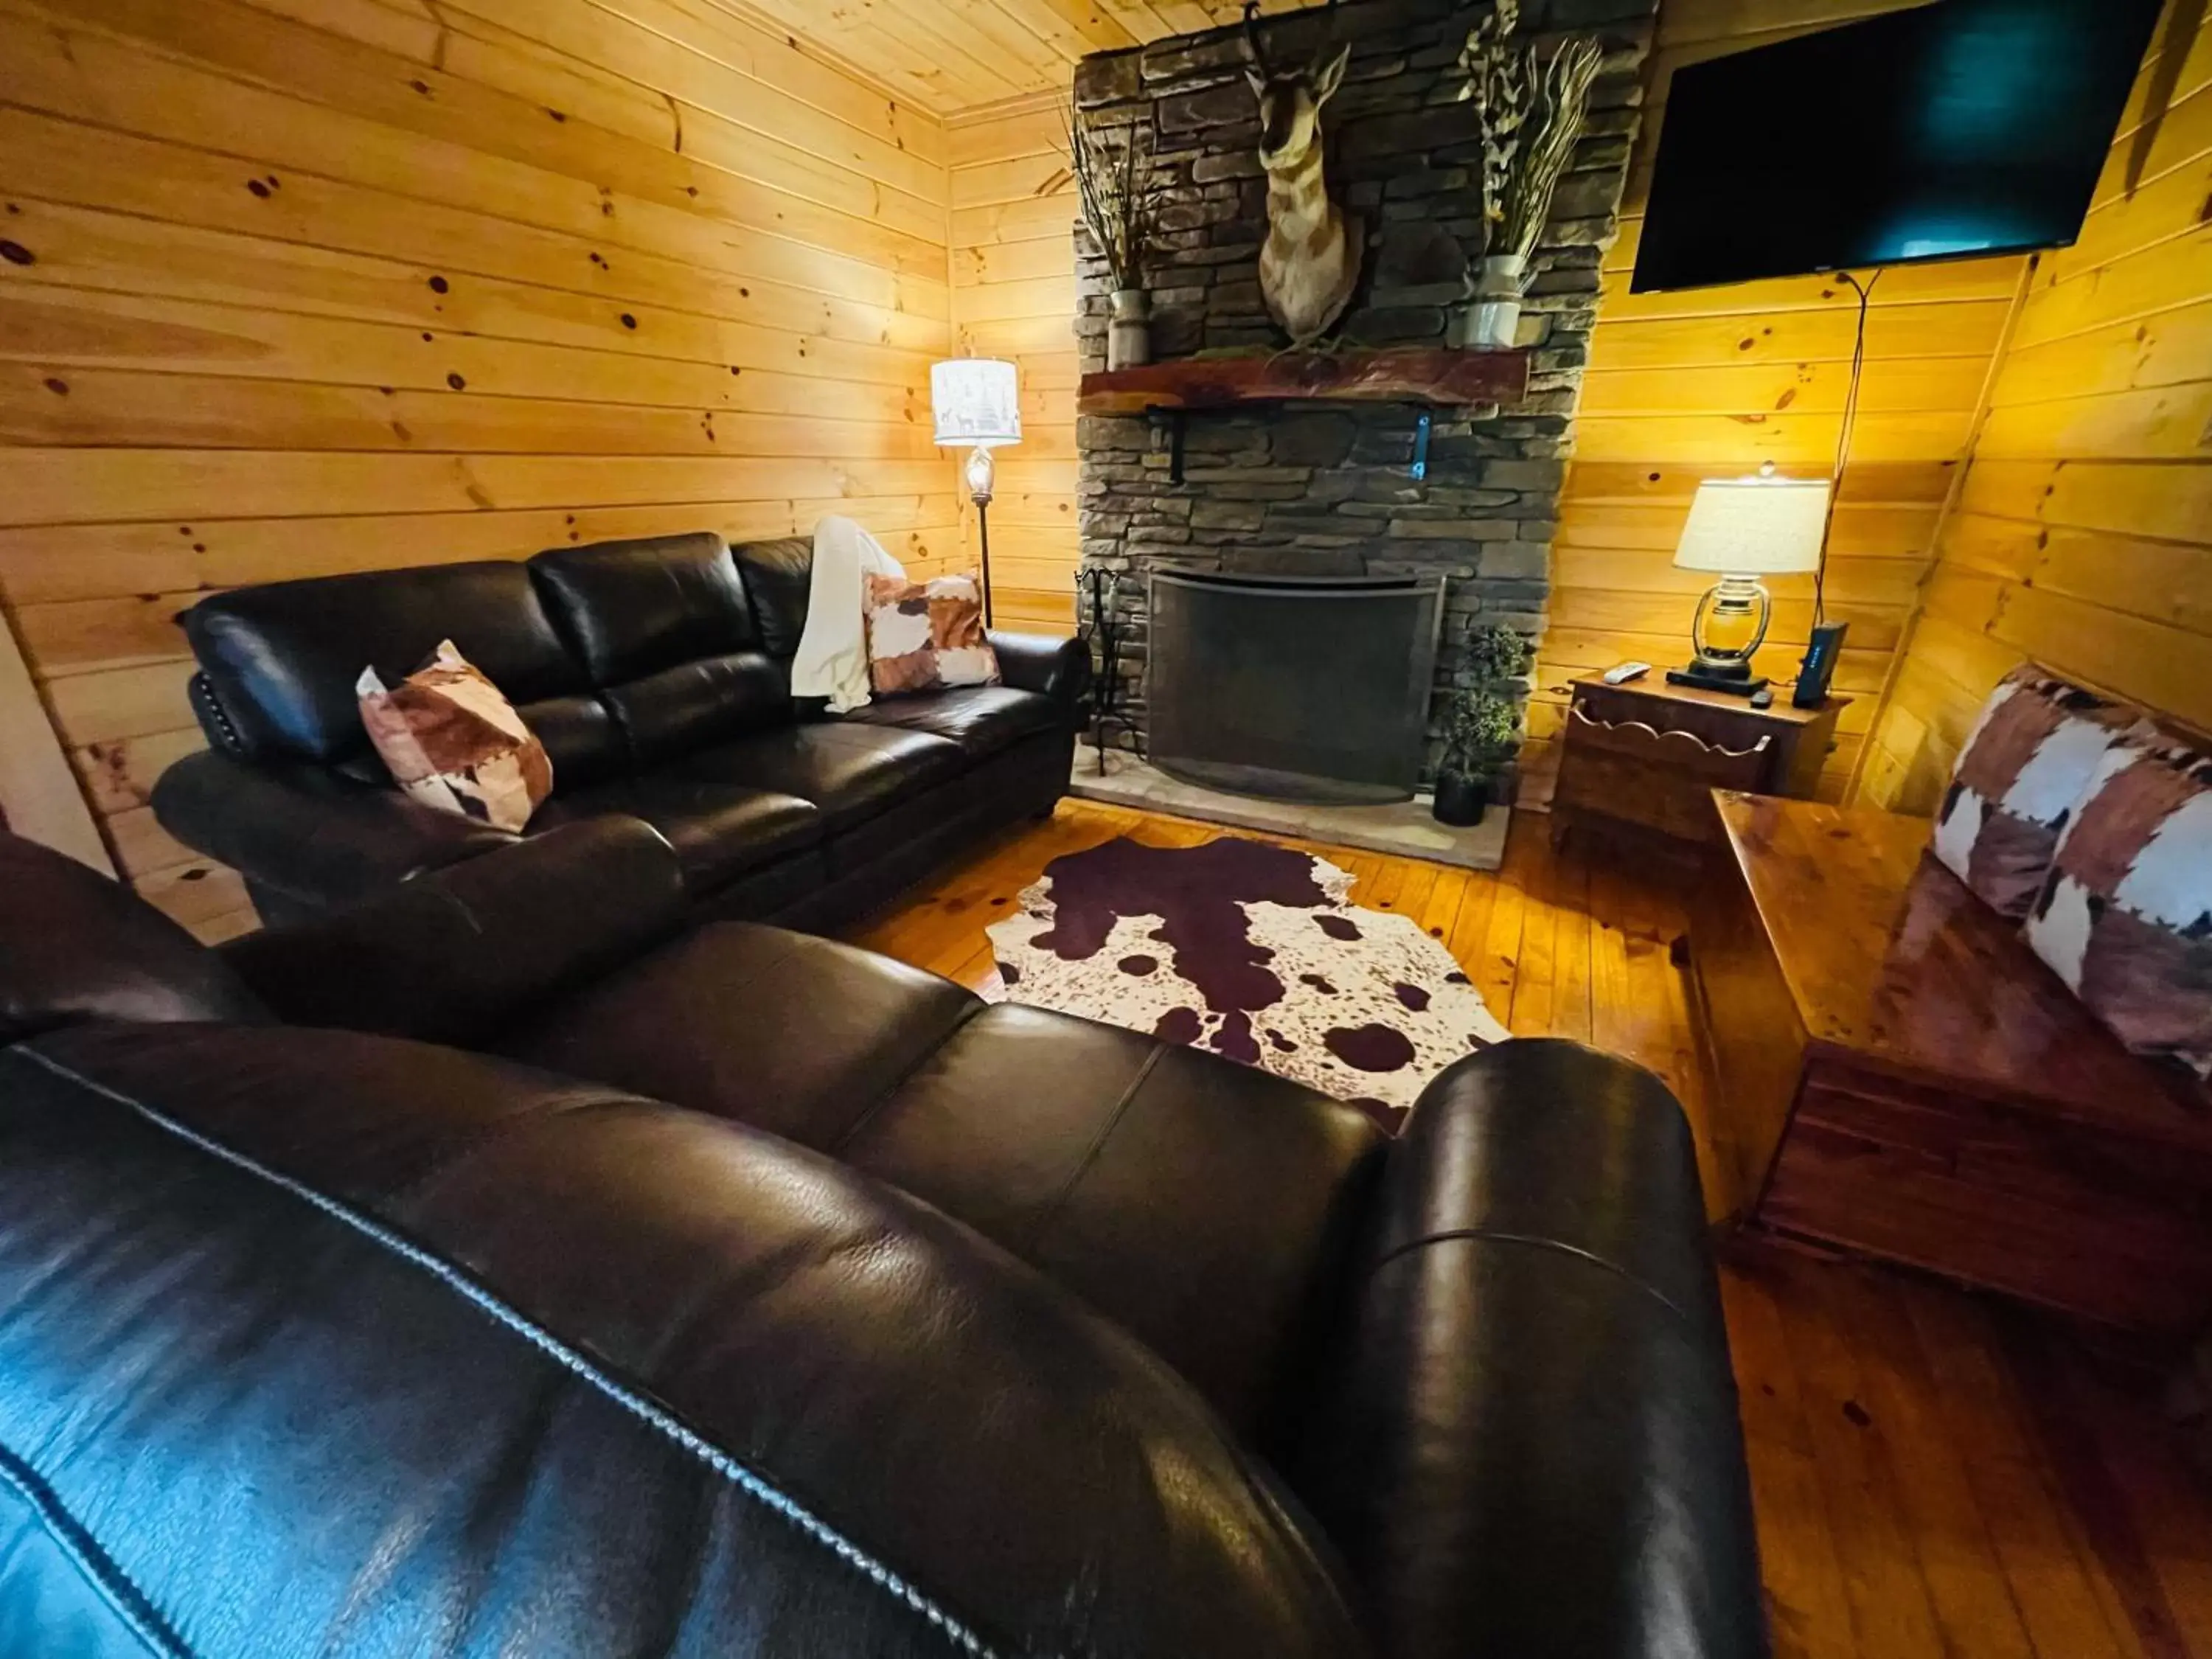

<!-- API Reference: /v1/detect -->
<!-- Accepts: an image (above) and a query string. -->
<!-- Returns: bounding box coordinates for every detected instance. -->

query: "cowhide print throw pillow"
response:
[1932,666,2138,917]
[2025,728,2212,1086]
[357,639,552,834]
[864,572,1001,696]
[981,835,1510,1133]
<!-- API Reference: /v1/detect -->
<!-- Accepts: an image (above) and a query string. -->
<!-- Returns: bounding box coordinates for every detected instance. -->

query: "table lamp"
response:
[1666,462,1829,696]
[931,358,1022,627]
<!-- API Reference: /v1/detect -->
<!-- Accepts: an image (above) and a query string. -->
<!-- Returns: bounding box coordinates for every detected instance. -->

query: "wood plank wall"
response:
[0,603,111,873]
[1532,0,2029,803]
[947,93,1081,636]
[0,0,961,939]
[1859,4,2212,810]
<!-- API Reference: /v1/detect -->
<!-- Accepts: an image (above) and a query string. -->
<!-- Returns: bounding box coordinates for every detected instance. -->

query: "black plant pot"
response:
[1432,774,1489,827]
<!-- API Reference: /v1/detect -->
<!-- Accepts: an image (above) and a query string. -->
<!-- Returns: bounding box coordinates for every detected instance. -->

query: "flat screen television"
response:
[1632,0,2163,293]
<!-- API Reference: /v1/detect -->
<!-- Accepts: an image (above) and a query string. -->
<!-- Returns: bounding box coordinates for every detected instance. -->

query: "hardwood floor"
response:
[848,798,2212,1659]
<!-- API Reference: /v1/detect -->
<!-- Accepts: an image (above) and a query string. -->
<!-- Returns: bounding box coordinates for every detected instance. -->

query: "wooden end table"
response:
[1550,671,1846,852]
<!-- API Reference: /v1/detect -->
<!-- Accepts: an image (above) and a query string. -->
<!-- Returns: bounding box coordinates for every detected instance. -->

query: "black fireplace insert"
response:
[1147,569,1444,805]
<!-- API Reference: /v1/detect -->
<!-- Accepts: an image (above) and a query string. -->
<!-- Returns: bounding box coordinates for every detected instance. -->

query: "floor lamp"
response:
[931,358,1022,628]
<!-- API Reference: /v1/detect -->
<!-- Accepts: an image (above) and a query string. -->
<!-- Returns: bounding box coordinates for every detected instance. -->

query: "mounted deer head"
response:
[1243,3,1361,347]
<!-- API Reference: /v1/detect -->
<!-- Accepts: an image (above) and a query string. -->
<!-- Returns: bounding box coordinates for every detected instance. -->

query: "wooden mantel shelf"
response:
[1076,347,1530,416]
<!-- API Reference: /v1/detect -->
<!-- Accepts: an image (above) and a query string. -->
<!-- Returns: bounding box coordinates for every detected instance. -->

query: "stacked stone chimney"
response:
[1071,0,1654,783]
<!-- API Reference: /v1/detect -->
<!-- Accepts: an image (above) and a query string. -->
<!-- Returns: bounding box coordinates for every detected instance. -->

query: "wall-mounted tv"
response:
[1632,0,2163,293]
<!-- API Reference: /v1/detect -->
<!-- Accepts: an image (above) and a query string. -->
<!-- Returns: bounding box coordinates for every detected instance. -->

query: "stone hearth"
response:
[1071,744,1512,872]
[1071,0,1655,789]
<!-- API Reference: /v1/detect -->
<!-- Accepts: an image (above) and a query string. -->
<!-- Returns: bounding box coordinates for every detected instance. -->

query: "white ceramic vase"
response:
[1107,288,1152,370]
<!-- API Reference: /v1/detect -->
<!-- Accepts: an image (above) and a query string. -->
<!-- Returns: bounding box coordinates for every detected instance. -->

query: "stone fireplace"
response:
[1071,0,1654,790]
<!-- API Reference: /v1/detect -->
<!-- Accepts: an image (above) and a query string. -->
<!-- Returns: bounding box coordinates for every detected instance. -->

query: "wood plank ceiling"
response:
[731,0,1324,114]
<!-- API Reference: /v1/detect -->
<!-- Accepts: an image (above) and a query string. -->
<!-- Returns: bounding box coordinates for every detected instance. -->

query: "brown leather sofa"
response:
[152,531,1090,927]
[0,822,1765,1659]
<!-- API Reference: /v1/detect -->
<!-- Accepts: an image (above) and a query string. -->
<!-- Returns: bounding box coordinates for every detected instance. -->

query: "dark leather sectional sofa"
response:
[0,820,1766,1658]
[152,530,1091,927]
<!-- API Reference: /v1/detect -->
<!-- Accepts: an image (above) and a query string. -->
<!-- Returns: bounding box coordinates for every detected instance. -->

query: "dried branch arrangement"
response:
[1458,0,1527,246]
[1459,1,1606,262]
[1067,108,1161,293]
[1505,37,1603,260]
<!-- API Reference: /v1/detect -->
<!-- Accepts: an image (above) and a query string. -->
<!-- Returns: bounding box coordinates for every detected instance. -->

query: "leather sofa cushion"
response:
[532,777,821,894]
[731,536,814,660]
[220,818,689,1046]
[844,1004,1386,1441]
[512,692,627,789]
[498,922,980,1148]
[819,770,984,880]
[684,723,966,831]
[600,651,791,766]
[689,845,830,924]
[184,561,585,765]
[792,735,1072,919]
[529,532,759,684]
[841,685,1064,759]
[496,913,1382,1440]
[530,538,793,768]
[0,832,271,1043]
[7,1021,1366,1658]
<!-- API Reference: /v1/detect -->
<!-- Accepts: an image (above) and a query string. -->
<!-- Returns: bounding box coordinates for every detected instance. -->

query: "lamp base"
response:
[1666,664,1770,697]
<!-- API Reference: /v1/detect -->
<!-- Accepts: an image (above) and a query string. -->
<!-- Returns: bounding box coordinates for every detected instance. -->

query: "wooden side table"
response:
[1550,671,1846,851]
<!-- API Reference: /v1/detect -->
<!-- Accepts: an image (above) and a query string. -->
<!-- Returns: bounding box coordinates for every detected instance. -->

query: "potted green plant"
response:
[1433,625,1535,826]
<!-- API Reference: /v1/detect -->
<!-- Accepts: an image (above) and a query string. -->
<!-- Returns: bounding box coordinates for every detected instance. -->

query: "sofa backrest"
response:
[179,533,826,790]
[0,1018,1368,1659]
[528,532,792,766]
[729,535,815,661]
[184,560,625,787]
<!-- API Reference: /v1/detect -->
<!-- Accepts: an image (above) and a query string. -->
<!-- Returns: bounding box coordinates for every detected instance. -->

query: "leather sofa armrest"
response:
[153,748,519,914]
[218,817,687,1045]
[990,629,1093,726]
[1297,1039,1765,1659]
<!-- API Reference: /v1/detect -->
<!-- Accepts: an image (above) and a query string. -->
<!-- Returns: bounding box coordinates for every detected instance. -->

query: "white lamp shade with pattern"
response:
[930,359,1022,448]
[1672,475,1830,575]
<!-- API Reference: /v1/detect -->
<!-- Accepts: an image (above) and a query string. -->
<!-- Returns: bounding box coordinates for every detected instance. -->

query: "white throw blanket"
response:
[790,515,904,713]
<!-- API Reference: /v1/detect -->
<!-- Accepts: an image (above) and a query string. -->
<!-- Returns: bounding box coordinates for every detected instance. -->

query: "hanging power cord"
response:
[1815,268,1881,626]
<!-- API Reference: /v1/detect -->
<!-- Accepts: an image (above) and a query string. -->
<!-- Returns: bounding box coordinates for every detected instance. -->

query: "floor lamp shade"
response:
[1669,471,1829,694]
[931,359,1022,451]
[932,358,1021,627]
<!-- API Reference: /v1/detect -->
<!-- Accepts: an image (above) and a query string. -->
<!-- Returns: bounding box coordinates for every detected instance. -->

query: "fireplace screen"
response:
[1147,570,1444,805]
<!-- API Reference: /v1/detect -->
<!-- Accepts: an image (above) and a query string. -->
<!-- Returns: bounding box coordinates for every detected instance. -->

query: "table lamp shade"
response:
[931,358,1021,448]
[1673,476,1830,574]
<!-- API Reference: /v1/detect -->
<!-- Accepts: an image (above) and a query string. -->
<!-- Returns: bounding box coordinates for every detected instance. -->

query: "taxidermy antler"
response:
[1244,0,1360,347]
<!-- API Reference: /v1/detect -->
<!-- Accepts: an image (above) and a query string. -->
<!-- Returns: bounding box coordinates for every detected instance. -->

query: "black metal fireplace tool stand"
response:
[1077,566,1143,774]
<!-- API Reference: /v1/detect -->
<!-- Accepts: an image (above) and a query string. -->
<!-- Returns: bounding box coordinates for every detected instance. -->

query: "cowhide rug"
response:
[981,835,1510,1132]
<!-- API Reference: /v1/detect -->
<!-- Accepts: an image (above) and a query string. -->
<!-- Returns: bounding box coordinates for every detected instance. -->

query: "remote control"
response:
[1603,661,1652,685]
[1750,686,1774,709]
